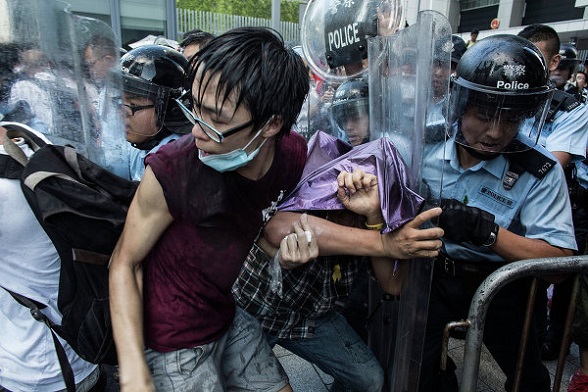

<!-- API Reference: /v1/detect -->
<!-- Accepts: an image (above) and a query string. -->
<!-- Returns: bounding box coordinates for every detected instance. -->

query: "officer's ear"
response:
[548,53,561,73]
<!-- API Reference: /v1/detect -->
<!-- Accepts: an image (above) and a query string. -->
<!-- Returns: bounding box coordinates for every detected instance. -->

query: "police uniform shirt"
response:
[422,137,577,262]
[575,149,588,190]
[129,133,181,181]
[538,102,588,163]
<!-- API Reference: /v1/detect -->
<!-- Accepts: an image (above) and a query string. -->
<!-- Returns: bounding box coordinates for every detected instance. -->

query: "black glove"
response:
[438,199,499,246]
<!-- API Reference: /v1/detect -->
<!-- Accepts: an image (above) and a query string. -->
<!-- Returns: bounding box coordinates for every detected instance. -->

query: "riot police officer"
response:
[120,45,191,180]
[419,34,576,392]
[330,78,370,146]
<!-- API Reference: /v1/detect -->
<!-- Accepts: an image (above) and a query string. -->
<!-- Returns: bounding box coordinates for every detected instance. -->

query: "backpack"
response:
[1,123,138,377]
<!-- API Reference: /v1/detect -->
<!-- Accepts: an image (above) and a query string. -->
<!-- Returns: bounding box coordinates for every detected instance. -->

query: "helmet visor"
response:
[121,74,171,134]
[330,100,370,146]
[448,82,554,153]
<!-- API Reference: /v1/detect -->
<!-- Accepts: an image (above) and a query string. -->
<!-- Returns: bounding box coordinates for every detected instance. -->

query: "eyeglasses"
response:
[174,95,253,143]
[123,103,155,116]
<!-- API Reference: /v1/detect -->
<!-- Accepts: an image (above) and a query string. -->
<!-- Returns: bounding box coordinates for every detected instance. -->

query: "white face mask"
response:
[198,129,267,172]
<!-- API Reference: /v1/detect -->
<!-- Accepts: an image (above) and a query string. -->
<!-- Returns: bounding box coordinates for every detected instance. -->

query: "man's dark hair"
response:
[189,27,309,137]
[180,29,215,49]
[471,29,479,35]
[518,24,560,60]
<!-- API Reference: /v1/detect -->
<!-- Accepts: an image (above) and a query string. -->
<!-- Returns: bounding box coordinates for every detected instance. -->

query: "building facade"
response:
[405,0,588,49]
[66,0,588,50]
[66,0,177,48]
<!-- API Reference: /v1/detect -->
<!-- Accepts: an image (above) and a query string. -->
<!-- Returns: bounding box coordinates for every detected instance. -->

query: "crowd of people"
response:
[2,2,588,391]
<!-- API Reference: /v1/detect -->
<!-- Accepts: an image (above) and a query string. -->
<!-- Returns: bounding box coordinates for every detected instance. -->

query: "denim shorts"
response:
[145,307,289,391]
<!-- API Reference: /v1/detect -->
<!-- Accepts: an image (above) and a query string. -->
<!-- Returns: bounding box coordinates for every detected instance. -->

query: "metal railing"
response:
[177,8,300,45]
[458,255,588,392]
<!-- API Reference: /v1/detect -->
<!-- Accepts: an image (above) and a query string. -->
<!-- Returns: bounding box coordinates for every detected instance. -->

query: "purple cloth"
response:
[279,131,423,233]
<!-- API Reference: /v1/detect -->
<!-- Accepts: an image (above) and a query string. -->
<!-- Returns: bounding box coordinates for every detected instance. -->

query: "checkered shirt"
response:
[233,243,362,339]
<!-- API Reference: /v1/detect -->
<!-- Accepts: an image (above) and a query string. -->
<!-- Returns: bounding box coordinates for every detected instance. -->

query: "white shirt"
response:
[0,132,96,391]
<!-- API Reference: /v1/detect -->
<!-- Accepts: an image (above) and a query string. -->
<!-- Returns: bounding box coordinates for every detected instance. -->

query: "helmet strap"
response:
[131,127,171,151]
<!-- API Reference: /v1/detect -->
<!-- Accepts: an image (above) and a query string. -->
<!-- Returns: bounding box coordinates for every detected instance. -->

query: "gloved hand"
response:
[438,199,499,246]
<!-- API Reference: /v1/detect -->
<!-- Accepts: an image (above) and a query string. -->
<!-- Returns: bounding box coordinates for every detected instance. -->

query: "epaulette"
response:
[545,89,582,123]
[503,147,556,190]
[0,154,23,179]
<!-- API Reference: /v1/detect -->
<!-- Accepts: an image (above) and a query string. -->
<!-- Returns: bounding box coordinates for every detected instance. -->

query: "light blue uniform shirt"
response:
[129,133,181,181]
[537,102,588,163]
[577,159,588,189]
[422,138,577,262]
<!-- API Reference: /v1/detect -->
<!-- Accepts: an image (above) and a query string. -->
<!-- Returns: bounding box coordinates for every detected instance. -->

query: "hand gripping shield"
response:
[367,10,451,390]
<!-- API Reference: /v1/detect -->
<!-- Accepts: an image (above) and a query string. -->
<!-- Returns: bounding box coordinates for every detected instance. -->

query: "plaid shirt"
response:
[233,243,364,339]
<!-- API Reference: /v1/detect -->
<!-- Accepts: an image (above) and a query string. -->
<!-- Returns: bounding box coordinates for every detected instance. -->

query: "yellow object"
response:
[365,222,384,231]
[332,264,342,282]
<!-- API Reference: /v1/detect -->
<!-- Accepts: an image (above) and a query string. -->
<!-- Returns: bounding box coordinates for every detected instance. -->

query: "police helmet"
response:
[301,0,404,84]
[558,43,581,74]
[330,78,369,143]
[449,34,554,153]
[120,45,190,133]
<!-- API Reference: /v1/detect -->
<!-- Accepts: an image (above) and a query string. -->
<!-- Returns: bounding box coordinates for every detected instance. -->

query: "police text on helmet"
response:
[327,23,360,51]
[496,81,530,89]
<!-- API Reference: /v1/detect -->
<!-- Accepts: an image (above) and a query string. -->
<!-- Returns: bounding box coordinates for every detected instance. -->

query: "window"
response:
[461,0,500,11]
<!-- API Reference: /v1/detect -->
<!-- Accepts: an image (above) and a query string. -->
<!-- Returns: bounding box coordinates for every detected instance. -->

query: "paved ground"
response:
[276,339,580,391]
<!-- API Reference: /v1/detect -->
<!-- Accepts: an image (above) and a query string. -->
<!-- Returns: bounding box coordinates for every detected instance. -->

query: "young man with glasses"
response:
[109,27,309,391]
[120,45,192,180]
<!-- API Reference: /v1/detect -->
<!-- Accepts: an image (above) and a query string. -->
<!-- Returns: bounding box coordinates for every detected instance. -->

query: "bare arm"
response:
[265,170,443,260]
[489,227,573,263]
[109,166,174,391]
[371,259,406,296]
[265,211,387,256]
[552,151,572,167]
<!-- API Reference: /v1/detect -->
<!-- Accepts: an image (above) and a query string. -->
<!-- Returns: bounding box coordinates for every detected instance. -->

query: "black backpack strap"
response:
[503,148,556,190]
[0,154,24,179]
[1,287,76,392]
[545,89,581,123]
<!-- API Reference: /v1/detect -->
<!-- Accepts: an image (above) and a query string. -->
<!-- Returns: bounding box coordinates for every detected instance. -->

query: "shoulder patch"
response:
[546,90,581,123]
[508,148,556,179]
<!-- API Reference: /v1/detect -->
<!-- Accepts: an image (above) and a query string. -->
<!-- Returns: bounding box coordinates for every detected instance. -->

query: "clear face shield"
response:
[121,74,172,146]
[0,0,129,178]
[330,99,370,146]
[448,81,554,154]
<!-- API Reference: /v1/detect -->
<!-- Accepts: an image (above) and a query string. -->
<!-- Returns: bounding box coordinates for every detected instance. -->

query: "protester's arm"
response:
[109,166,174,392]
[335,169,442,293]
[371,259,406,296]
[265,171,443,260]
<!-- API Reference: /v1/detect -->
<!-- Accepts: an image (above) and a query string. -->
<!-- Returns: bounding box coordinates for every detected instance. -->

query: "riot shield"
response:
[367,10,451,391]
[0,0,129,178]
[297,0,406,142]
[301,0,406,84]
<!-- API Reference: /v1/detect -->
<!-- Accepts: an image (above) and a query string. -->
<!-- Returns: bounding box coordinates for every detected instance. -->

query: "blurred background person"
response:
[179,28,215,60]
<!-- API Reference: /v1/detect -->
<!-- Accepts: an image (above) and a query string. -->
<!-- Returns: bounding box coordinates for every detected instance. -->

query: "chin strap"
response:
[131,128,172,151]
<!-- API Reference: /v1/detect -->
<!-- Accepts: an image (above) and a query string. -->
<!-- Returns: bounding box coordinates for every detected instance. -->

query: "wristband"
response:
[365,222,384,231]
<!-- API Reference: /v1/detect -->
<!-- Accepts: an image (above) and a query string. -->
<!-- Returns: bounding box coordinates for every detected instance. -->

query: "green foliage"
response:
[176,0,300,22]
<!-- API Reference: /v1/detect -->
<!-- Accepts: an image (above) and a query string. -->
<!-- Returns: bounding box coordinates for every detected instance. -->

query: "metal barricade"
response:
[457,255,588,392]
